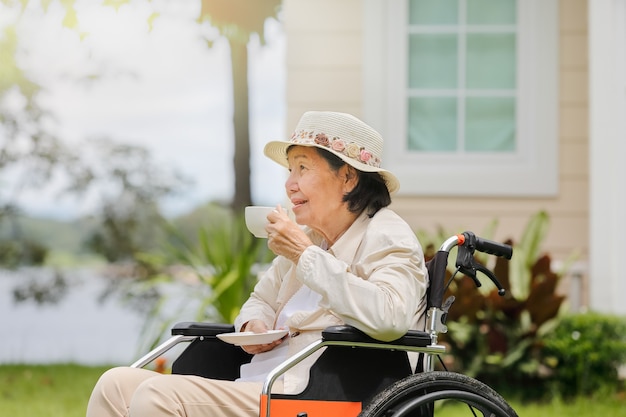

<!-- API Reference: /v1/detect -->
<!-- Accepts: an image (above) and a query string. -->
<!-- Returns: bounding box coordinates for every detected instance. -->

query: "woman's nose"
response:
[285,175,298,193]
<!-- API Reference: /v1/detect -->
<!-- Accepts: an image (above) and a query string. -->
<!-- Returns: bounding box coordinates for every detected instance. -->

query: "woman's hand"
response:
[266,205,312,264]
[239,319,285,355]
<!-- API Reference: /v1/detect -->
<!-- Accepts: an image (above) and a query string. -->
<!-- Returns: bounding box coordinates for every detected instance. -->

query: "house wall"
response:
[283,0,590,307]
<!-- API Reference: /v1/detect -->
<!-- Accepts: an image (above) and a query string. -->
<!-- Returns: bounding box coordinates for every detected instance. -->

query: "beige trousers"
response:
[86,367,274,417]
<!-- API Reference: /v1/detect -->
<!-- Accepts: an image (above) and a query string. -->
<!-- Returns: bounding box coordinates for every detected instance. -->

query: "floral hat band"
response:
[289,130,382,168]
[264,111,400,194]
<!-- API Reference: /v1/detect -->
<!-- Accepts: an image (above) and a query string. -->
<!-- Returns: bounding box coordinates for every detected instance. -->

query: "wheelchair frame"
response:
[131,231,518,417]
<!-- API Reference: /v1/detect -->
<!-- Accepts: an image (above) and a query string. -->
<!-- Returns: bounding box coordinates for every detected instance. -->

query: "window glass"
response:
[408,97,457,151]
[465,97,515,152]
[409,0,458,24]
[407,0,517,154]
[466,34,516,89]
[409,34,458,88]
[467,0,516,24]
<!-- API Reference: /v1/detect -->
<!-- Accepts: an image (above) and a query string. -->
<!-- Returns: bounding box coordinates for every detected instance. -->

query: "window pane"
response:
[467,0,516,25]
[409,0,458,25]
[466,34,516,89]
[465,97,515,152]
[409,34,458,88]
[408,97,457,151]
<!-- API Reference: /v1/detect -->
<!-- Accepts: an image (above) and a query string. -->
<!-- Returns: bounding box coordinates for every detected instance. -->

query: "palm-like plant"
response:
[123,204,276,353]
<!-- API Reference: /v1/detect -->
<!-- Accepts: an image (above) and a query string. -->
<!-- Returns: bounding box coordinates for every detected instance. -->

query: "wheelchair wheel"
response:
[359,371,518,417]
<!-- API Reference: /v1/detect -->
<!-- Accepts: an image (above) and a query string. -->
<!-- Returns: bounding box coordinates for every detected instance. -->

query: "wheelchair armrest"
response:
[171,322,235,337]
[170,322,253,380]
[322,325,431,347]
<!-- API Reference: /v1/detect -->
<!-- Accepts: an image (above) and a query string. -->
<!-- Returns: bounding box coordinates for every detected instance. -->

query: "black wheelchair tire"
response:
[358,371,519,417]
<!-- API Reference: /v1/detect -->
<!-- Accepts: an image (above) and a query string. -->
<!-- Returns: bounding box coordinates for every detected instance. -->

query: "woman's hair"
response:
[314,147,391,217]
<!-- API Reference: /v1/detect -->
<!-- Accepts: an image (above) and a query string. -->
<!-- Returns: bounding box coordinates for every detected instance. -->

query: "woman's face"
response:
[285,146,355,234]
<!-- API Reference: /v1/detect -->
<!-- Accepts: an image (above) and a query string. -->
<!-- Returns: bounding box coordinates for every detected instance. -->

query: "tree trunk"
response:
[229,39,252,212]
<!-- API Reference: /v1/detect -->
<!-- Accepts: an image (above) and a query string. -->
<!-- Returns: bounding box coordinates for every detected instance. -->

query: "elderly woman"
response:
[86,111,428,417]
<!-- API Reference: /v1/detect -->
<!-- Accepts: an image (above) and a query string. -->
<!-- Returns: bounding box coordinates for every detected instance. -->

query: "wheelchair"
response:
[131,231,518,417]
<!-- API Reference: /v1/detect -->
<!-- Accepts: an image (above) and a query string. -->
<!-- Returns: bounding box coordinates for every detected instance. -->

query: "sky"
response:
[2,0,287,220]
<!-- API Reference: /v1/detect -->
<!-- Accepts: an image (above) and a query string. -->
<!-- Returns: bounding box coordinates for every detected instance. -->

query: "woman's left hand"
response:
[239,319,285,354]
[266,205,312,264]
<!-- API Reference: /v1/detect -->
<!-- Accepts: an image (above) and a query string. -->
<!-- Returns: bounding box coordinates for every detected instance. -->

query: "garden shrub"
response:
[418,211,576,399]
[542,312,626,397]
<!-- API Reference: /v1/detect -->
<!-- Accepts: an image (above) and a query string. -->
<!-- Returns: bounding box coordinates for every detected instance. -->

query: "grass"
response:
[1,364,625,417]
[0,364,110,417]
[437,394,626,417]
[509,395,626,416]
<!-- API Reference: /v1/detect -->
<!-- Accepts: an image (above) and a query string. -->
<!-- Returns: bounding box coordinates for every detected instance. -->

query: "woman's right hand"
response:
[239,319,285,355]
[266,205,312,264]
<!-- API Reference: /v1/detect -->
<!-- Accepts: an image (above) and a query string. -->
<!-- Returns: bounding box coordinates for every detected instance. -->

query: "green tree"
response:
[1,0,283,217]
[0,1,193,263]
[197,0,282,211]
[0,12,92,216]
[80,139,189,262]
[1,3,93,263]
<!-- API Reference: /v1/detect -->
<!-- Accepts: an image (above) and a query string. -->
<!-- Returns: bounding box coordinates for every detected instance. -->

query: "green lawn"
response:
[0,364,110,417]
[1,364,624,417]
[437,395,626,417]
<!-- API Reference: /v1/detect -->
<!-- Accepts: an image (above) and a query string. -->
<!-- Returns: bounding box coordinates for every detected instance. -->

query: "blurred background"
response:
[1,0,286,220]
[1,0,286,365]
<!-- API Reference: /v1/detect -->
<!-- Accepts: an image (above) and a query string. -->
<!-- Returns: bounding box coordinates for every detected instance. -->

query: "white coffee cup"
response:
[245,206,276,238]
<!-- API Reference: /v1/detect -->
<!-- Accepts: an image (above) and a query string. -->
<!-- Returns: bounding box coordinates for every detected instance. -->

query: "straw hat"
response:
[264,111,400,194]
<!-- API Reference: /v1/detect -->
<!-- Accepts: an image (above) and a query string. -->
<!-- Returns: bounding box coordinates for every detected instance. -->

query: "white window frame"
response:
[363,0,558,196]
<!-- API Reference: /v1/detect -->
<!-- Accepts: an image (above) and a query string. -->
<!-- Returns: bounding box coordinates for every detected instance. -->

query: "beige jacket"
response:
[234,208,428,394]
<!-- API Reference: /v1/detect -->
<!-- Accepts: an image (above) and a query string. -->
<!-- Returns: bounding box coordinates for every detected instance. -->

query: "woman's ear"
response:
[343,166,359,192]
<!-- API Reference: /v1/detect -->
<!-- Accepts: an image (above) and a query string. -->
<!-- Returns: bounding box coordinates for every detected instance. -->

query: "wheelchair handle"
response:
[427,232,513,310]
[439,232,512,259]
[473,235,513,260]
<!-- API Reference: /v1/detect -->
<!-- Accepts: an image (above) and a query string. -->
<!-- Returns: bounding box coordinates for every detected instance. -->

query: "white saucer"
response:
[216,330,289,346]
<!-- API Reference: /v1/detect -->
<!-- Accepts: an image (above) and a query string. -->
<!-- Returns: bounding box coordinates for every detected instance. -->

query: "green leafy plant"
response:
[110,204,275,353]
[419,211,576,397]
[542,312,626,397]
[164,209,275,324]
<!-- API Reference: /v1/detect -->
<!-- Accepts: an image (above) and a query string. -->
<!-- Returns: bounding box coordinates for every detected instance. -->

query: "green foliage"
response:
[419,211,576,398]
[84,200,165,263]
[542,312,626,397]
[0,205,50,267]
[119,203,275,352]
[0,239,47,267]
[1,2,189,253]
[164,204,275,324]
[2,0,280,220]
